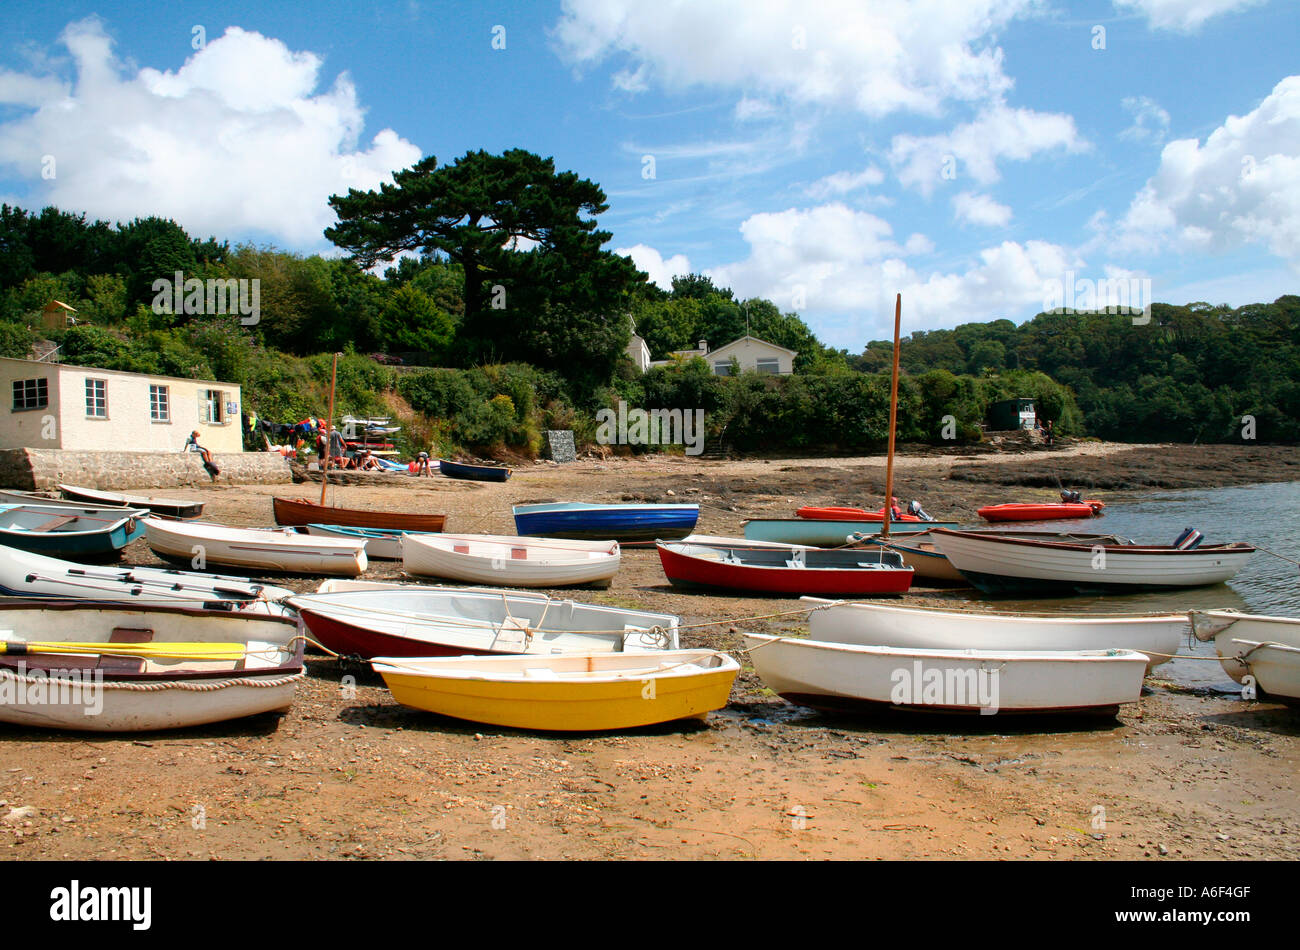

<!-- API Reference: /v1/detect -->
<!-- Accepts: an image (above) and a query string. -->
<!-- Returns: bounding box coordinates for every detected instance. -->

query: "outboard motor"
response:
[1060,489,1082,504]
[1173,527,1203,550]
[908,500,935,522]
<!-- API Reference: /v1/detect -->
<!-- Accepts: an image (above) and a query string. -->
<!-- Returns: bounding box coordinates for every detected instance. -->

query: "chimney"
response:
[698,340,708,354]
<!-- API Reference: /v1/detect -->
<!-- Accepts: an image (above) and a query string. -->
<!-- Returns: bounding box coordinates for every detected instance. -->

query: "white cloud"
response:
[952,191,1012,226]
[890,103,1088,196]
[617,243,692,290]
[1119,95,1171,143]
[553,0,1039,118]
[804,166,886,200]
[1115,76,1300,268]
[0,19,421,247]
[1113,0,1266,32]
[735,96,778,122]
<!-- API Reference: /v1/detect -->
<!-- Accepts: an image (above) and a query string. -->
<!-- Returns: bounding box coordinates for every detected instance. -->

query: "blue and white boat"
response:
[742,518,961,547]
[513,502,699,543]
[0,504,147,558]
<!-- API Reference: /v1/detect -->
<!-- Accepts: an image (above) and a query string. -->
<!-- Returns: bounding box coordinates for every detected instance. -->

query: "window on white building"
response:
[150,385,170,422]
[12,378,47,411]
[756,358,780,374]
[85,378,107,418]
[201,389,225,424]
[713,362,733,376]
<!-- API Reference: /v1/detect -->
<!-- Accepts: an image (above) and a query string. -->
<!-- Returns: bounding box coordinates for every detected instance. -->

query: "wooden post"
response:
[882,294,902,538]
[320,352,340,507]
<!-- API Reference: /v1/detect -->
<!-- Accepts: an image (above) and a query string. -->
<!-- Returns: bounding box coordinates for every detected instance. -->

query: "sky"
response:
[0,0,1297,349]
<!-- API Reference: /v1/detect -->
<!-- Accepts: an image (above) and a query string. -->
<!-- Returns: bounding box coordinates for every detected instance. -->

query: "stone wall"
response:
[0,448,292,490]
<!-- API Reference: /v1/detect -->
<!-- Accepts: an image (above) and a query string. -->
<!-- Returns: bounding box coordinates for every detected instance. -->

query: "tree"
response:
[326,149,646,374]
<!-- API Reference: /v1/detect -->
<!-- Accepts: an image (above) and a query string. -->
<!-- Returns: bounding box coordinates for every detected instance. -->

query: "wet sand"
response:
[3,440,1299,860]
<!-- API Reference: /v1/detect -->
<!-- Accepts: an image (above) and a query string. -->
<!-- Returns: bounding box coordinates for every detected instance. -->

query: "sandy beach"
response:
[3,440,1299,861]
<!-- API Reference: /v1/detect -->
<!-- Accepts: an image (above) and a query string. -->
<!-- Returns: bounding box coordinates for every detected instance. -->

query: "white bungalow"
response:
[648,335,797,375]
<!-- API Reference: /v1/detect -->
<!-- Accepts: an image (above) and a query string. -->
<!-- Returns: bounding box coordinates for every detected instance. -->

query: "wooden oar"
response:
[0,641,250,661]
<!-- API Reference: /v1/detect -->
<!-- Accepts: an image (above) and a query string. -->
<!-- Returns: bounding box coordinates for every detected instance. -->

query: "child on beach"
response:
[183,430,220,481]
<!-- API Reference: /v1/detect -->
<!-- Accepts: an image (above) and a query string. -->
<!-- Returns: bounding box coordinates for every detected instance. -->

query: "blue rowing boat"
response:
[0,504,147,559]
[439,459,512,482]
[513,503,699,543]
[742,518,962,546]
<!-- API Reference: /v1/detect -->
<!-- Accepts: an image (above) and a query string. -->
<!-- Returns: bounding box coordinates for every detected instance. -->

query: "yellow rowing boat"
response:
[370,649,738,731]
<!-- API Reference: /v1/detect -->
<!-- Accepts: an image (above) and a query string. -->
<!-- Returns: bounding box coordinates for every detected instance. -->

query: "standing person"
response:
[182,430,220,481]
[1045,419,1055,447]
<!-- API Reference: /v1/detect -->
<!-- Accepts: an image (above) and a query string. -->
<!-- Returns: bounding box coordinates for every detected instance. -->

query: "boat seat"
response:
[109,627,154,643]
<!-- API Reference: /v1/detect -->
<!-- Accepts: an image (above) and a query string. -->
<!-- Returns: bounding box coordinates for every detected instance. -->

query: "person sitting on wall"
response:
[182,430,220,481]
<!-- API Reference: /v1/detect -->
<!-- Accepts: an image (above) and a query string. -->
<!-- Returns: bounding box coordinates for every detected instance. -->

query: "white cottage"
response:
[648,335,797,375]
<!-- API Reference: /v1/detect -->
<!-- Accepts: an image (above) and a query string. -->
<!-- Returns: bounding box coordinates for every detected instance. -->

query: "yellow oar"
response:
[0,641,250,661]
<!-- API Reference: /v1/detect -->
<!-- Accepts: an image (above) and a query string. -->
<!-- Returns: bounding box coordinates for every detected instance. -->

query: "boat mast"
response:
[320,352,339,507]
[882,294,901,539]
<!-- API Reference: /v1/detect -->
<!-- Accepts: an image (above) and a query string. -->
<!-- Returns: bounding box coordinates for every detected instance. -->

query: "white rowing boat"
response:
[0,544,294,614]
[142,518,367,576]
[742,634,1149,715]
[1190,609,1300,698]
[402,533,620,587]
[288,586,679,659]
[0,603,303,731]
[802,598,1185,671]
[928,529,1254,594]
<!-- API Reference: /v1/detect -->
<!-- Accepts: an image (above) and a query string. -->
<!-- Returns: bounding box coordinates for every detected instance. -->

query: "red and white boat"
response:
[656,538,913,596]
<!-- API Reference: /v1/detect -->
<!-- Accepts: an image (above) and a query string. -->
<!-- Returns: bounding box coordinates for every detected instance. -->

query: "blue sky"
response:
[1,0,1297,348]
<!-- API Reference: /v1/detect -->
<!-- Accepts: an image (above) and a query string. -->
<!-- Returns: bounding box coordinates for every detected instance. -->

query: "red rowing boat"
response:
[657,539,913,596]
[795,505,923,523]
[977,501,1104,522]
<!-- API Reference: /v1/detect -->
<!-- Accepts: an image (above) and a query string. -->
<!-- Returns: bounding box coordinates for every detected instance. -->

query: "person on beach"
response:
[356,450,380,472]
[182,430,220,481]
[415,451,432,476]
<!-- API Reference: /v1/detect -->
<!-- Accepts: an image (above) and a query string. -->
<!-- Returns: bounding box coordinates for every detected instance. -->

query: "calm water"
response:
[935,481,1300,690]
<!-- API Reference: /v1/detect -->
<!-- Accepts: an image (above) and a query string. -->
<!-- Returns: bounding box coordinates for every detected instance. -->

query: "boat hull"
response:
[59,484,204,519]
[657,542,912,596]
[143,519,367,576]
[402,534,619,587]
[272,496,446,532]
[1191,610,1300,695]
[439,460,511,482]
[0,505,145,558]
[743,635,1148,715]
[977,503,1104,522]
[513,503,699,543]
[804,599,1185,671]
[930,529,1253,594]
[372,651,737,731]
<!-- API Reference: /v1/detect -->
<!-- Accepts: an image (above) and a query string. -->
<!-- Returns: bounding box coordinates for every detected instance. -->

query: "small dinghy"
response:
[513,503,699,543]
[0,504,146,558]
[59,484,204,520]
[372,649,739,732]
[439,459,512,482]
[402,534,620,588]
[743,634,1149,715]
[0,603,303,731]
[289,586,680,659]
[977,502,1104,522]
[298,524,439,561]
[802,598,1184,671]
[272,496,446,533]
[0,544,294,614]
[1190,610,1300,698]
[142,518,368,576]
[657,538,912,596]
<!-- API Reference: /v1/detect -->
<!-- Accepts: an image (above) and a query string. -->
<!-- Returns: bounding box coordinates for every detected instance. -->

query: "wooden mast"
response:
[882,294,902,539]
[320,352,340,507]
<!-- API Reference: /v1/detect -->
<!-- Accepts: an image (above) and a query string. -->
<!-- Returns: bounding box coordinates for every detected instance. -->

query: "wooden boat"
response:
[513,502,698,543]
[402,534,620,588]
[657,539,912,596]
[0,544,294,613]
[0,602,303,731]
[372,649,739,731]
[978,501,1104,522]
[439,459,512,482]
[802,598,1184,671]
[928,528,1254,594]
[59,484,204,520]
[272,496,446,532]
[1190,610,1300,697]
[0,504,147,558]
[742,518,958,546]
[142,518,367,576]
[289,587,680,659]
[742,634,1149,715]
